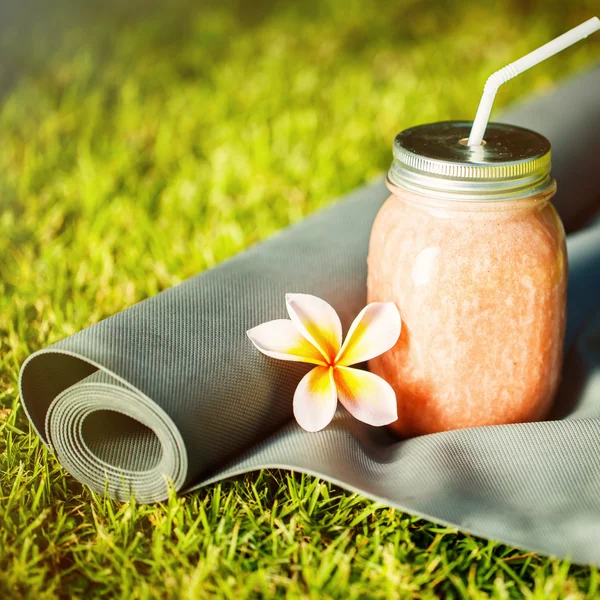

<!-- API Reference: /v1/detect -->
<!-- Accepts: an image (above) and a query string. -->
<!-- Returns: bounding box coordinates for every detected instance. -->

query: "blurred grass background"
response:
[1,0,599,597]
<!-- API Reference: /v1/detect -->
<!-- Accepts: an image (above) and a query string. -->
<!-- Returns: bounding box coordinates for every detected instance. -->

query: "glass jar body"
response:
[367,185,567,437]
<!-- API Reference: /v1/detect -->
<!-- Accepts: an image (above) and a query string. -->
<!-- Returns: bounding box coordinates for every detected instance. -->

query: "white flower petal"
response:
[293,366,338,432]
[334,366,398,427]
[247,319,327,365]
[335,302,401,366]
[285,293,342,364]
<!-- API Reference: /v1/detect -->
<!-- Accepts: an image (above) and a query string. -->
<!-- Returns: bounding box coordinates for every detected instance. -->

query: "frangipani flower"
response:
[247,293,401,432]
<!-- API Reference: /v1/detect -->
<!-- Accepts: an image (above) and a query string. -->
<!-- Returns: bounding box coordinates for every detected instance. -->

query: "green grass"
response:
[1,0,600,597]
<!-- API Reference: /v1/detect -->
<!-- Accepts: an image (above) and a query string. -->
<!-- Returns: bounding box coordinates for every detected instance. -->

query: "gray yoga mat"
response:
[19,65,600,564]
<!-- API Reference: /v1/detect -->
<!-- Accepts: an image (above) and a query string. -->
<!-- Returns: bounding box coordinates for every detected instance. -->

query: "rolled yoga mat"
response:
[19,65,600,564]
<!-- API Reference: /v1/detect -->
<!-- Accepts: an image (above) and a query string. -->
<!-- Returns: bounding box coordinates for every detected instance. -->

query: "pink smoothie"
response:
[367,186,567,438]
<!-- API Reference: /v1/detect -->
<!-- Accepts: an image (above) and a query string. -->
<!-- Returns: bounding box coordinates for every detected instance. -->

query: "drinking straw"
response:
[467,16,600,146]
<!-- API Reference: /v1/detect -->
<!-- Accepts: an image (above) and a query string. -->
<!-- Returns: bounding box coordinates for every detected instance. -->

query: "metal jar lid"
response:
[387,121,553,201]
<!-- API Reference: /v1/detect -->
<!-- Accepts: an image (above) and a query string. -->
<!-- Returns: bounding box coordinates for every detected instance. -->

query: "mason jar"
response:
[367,121,567,438]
